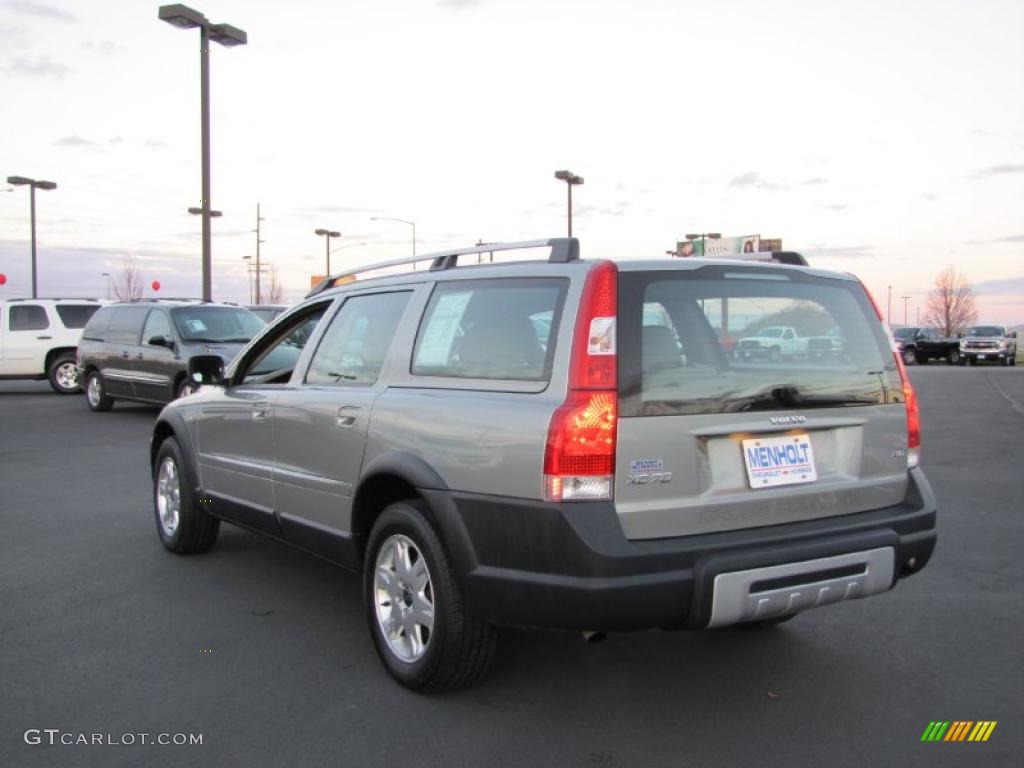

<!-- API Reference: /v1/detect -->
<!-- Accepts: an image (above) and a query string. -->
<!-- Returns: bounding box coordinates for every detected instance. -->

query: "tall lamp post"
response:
[159,4,247,302]
[6,175,57,299]
[900,295,911,326]
[684,232,722,256]
[314,229,341,275]
[370,216,416,257]
[554,170,583,237]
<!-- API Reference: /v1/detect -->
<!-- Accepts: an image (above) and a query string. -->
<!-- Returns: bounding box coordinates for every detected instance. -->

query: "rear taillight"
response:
[861,281,920,467]
[544,261,618,501]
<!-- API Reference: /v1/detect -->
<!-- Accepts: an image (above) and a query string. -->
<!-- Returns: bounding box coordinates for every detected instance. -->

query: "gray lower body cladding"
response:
[424,467,936,631]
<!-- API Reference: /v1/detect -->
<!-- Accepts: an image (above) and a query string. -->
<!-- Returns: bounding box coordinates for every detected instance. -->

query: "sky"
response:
[1,0,1022,324]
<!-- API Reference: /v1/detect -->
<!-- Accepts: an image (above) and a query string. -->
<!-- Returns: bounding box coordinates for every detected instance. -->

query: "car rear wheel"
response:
[365,500,496,692]
[153,437,219,554]
[85,370,114,411]
[48,355,81,394]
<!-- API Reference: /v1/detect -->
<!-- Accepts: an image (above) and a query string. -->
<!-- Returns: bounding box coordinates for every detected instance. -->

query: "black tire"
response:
[48,355,81,394]
[768,346,781,362]
[85,370,114,412]
[947,348,961,365]
[153,437,219,554]
[175,377,194,399]
[364,500,496,692]
[902,347,916,365]
[1010,356,1017,367]
[1001,356,1009,367]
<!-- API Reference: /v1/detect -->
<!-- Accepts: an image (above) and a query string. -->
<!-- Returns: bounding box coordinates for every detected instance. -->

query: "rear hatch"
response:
[614,263,909,540]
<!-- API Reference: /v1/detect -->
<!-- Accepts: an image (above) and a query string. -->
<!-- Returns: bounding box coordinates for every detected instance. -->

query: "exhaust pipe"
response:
[581,630,606,644]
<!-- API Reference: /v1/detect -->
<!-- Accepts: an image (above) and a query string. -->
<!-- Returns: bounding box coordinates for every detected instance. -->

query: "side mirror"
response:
[188,354,225,387]
[148,335,172,348]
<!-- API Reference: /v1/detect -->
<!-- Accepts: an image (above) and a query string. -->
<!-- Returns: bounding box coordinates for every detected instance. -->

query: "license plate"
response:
[977,354,986,359]
[742,434,817,488]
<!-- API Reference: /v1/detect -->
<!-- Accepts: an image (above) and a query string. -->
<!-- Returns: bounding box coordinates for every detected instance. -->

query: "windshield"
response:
[619,267,902,417]
[967,326,1004,337]
[891,326,917,340]
[172,306,265,343]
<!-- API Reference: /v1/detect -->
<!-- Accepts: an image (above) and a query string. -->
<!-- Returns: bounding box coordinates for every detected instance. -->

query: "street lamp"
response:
[241,255,265,304]
[901,295,911,326]
[371,216,416,257]
[159,4,247,302]
[554,170,583,237]
[314,229,341,275]
[7,175,57,299]
[684,232,722,256]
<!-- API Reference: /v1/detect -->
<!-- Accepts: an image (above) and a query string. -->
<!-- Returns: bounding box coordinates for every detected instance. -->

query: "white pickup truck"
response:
[0,298,105,393]
[735,326,809,361]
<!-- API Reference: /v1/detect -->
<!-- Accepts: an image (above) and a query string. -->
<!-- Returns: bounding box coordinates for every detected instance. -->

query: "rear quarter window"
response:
[81,307,116,340]
[411,278,567,381]
[55,304,101,329]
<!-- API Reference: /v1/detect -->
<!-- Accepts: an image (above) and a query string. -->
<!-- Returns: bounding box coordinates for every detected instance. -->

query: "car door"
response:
[3,303,51,375]
[134,308,178,402]
[272,290,413,561]
[99,306,150,397]
[195,301,332,531]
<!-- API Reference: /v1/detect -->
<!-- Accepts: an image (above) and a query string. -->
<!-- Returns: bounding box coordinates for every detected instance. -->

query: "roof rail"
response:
[2,297,103,302]
[308,237,579,297]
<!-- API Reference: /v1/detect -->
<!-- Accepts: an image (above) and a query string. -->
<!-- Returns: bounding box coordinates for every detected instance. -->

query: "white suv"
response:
[0,298,105,393]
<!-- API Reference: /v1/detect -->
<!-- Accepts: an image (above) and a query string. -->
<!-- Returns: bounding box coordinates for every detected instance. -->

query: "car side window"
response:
[55,304,100,329]
[9,304,49,331]
[305,292,411,386]
[142,310,173,344]
[237,303,330,385]
[411,278,567,381]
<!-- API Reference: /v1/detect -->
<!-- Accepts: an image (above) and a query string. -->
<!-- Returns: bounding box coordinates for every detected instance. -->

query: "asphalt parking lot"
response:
[2,366,1022,768]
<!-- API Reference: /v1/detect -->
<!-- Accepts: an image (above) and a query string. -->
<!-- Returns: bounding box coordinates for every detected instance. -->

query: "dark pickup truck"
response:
[891,326,961,365]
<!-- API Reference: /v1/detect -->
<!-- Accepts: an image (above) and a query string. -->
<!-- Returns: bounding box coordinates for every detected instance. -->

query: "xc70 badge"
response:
[769,415,806,425]
[628,459,672,485]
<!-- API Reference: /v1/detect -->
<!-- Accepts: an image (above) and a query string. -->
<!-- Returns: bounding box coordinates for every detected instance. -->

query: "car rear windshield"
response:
[171,307,265,344]
[55,304,101,328]
[618,267,903,417]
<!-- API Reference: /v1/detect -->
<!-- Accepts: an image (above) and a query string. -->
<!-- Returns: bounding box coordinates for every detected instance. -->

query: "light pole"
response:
[554,170,583,237]
[159,4,247,302]
[684,232,722,257]
[101,272,111,299]
[901,295,911,326]
[6,175,57,299]
[314,229,341,275]
[371,216,416,257]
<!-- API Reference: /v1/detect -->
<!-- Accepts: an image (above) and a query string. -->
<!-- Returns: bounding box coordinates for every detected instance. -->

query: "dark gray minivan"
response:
[77,300,264,411]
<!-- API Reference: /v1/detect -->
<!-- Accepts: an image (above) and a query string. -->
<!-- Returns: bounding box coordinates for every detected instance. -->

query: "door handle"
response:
[36,335,52,340]
[336,406,361,429]
[252,403,270,421]
[136,353,144,360]
[121,351,130,358]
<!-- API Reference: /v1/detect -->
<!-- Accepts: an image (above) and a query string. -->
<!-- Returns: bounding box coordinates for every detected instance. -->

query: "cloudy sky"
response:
[1,0,1022,323]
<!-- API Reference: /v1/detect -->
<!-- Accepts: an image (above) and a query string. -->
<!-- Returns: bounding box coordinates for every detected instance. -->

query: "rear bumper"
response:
[423,467,937,631]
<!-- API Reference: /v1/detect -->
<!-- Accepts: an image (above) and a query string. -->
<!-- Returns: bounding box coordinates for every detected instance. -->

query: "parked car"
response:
[807,326,846,360]
[959,324,1017,366]
[77,299,265,411]
[735,326,808,361]
[0,298,104,393]
[890,326,961,365]
[149,238,935,691]
[246,304,289,323]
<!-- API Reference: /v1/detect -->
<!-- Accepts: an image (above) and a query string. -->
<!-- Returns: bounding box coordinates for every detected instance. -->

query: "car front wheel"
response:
[48,355,81,394]
[947,348,961,365]
[902,347,916,365]
[365,500,496,692]
[153,437,219,554]
[85,371,114,411]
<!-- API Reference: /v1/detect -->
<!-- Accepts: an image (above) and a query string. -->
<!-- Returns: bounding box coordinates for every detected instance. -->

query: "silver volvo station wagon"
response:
[149,238,936,691]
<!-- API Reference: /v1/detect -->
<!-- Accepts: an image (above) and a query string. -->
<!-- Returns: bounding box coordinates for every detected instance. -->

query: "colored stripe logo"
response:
[921,721,997,742]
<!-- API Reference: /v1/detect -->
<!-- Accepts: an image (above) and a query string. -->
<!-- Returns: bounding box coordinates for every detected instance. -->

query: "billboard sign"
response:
[675,235,760,257]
